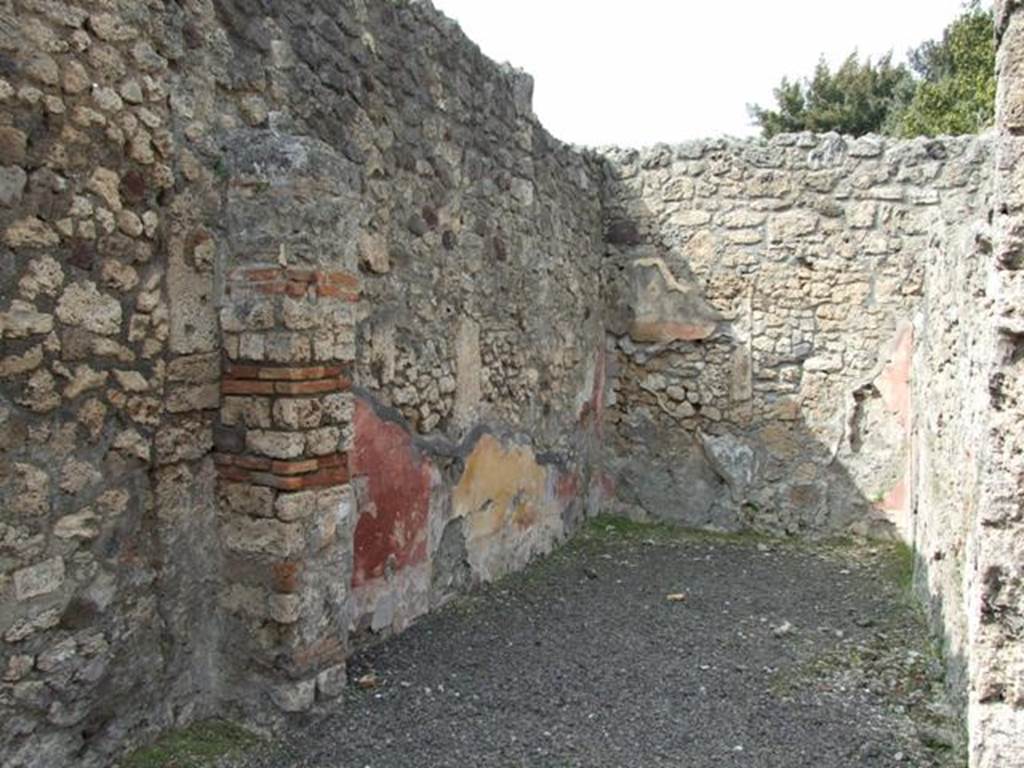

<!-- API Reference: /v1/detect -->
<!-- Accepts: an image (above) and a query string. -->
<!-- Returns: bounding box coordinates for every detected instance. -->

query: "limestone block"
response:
[768,210,818,242]
[0,126,26,164]
[88,13,138,42]
[14,557,65,600]
[273,398,323,430]
[358,231,390,273]
[246,430,306,460]
[267,593,301,624]
[305,426,341,456]
[165,383,219,413]
[168,257,217,355]
[6,463,50,517]
[56,282,122,335]
[59,458,102,494]
[0,165,27,207]
[87,167,122,211]
[18,255,64,300]
[155,418,214,465]
[113,370,149,392]
[0,346,44,378]
[54,510,100,539]
[4,217,59,249]
[222,396,273,429]
[19,369,60,412]
[628,258,720,343]
[1,301,53,338]
[220,483,275,518]
[222,516,304,557]
[316,663,347,700]
[453,317,481,430]
[270,679,315,713]
[275,490,317,522]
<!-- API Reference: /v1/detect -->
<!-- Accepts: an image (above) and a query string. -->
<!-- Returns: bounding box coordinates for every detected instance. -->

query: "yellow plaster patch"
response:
[452,434,563,580]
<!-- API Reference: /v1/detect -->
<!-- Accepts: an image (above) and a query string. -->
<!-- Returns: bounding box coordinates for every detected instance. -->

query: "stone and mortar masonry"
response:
[599,134,991,538]
[963,2,1024,764]
[0,0,1020,766]
[0,1,604,764]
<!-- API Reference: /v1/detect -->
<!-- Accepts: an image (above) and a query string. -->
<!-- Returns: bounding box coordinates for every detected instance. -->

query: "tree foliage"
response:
[896,2,995,136]
[749,2,995,138]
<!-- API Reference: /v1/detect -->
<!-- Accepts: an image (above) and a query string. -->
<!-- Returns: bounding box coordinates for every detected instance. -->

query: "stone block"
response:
[273,398,323,430]
[155,418,214,465]
[222,516,304,558]
[166,383,220,412]
[246,430,306,460]
[270,679,315,713]
[56,281,122,335]
[219,482,275,518]
[268,593,301,624]
[167,352,220,383]
[264,333,312,363]
[0,165,27,207]
[767,210,818,242]
[168,257,217,355]
[0,126,27,165]
[274,490,317,522]
[316,663,347,700]
[14,557,65,601]
[222,396,273,428]
[306,427,341,456]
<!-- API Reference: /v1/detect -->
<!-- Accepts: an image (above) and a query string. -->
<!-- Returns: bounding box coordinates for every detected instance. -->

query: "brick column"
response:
[216,264,357,715]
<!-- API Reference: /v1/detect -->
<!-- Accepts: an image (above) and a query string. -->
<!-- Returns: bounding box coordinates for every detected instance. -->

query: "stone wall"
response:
[339,3,605,639]
[0,1,604,765]
[596,127,1024,764]
[599,135,991,537]
[0,0,1022,766]
[965,2,1024,764]
[911,173,992,711]
[0,1,226,765]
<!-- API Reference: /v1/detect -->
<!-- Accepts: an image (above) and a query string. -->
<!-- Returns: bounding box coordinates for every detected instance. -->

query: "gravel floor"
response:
[227,522,964,768]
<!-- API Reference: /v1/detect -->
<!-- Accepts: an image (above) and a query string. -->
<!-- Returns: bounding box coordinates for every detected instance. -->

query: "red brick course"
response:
[215,450,349,489]
[221,362,352,395]
[224,363,346,381]
[226,266,360,301]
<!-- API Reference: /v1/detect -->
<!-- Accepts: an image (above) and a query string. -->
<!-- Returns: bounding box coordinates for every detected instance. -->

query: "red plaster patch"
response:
[880,477,908,515]
[351,400,432,587]
[556,471,580,503]
[874,324,913,525]
[877,325,912,429]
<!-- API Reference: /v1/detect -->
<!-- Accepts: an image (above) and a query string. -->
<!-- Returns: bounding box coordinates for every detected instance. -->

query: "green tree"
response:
[749,1,996,139]
[750,53,915,138]
[895,1,995,136]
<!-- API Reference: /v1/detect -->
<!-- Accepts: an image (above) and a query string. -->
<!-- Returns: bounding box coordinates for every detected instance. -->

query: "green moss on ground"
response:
[121,719,260,768]
[582,514,778,546]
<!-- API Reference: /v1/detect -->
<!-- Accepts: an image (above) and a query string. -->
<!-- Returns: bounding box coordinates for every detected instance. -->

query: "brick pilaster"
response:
[216,263,358,714]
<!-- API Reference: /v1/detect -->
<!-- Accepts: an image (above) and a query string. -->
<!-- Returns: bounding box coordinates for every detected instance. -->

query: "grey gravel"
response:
[227,525,963,768]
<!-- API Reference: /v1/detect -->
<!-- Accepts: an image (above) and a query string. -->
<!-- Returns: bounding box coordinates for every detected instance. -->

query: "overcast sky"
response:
[430,0,977,147]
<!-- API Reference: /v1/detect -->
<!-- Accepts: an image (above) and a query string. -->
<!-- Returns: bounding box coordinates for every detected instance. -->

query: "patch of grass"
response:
[212,156,230,181]
[886,540,917,596]
[582,514,780,547]
[121,719,261,768]
[585,515,677,539]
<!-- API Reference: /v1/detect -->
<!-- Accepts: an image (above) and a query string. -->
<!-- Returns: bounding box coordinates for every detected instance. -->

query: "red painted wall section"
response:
[875,324,913,526]
[350,399,432,588]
